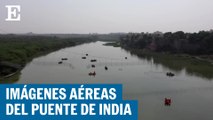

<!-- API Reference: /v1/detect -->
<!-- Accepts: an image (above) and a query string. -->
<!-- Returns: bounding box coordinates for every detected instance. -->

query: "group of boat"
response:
[58,58,68,64]
[57,53,110,76]
[57,54,174,106]
[82,54,89,59]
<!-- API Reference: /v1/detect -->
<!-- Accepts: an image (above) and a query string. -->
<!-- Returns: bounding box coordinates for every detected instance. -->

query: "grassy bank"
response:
[0,35,94,82]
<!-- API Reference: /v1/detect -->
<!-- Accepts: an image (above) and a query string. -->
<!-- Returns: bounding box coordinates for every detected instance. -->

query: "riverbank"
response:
[0,35,95,83]
[122,48,213,79]
[103,41,213,65]
[126,48,213,63]
[103,42,120,47]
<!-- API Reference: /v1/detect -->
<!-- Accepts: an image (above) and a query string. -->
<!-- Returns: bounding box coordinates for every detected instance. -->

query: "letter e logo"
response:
[5,5,21,21]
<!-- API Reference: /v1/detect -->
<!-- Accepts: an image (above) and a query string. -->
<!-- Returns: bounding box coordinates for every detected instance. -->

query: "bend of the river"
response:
[17,41,213,120]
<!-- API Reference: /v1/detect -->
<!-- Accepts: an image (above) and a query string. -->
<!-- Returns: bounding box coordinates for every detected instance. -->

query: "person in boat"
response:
[105,66,108,70]
[166,72,175,77]
[125,57,127,59]
[91,59,97,62]
[88,72,92,76]
[61,58,68,60]
[164,98,172,106]
[88,71,96,76]
[86,54,88,56]
[91,64,95,68]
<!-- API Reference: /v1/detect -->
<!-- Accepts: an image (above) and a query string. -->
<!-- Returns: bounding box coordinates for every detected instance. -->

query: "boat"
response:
[88,71,96,76]
[166,72,175,77]
[90,59,97,62]
[91,64,95,68]
[164,98,172,106]
[105,66,108,70]
[61,58,68,60]
[58,61,63,64]
[82,57,86,59]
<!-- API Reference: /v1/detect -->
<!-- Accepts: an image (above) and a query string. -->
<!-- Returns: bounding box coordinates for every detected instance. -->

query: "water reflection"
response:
[125,49,213,80]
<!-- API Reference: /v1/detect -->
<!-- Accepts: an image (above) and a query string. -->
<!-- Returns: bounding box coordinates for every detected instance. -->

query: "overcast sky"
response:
[0,0,213,34]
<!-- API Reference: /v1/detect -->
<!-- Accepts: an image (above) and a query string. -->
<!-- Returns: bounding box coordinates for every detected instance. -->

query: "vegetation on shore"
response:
[120,30,213,55]
[0,34,94,82]
[120,30,213,63]
[120,30,213,79]
[103,42,120,47]
[93,33,125,41]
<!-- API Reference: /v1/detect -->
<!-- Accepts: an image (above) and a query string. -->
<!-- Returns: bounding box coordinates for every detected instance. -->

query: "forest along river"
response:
[17,41,213,120]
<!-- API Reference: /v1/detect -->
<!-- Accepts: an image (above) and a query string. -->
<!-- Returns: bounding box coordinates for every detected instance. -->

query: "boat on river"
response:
[164,98,172,106]
[166,72,175,77]
[61,58,68,60]
[90,59,97,62]
[88,71,96,76]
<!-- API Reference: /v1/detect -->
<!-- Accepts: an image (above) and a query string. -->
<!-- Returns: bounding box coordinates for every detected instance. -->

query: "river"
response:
[17,41,213,120]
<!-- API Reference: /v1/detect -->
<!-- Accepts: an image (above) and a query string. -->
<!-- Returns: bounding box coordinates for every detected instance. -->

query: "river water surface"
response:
[17,41,213,120]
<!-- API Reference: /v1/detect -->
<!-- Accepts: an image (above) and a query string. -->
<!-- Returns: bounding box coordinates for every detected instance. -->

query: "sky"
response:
[0,0,213,34]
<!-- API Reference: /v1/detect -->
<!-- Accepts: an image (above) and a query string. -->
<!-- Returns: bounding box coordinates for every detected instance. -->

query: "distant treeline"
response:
[0,35,94,78]
[120,30,213,55]
[0,35,93,65]
[93,33,126,41]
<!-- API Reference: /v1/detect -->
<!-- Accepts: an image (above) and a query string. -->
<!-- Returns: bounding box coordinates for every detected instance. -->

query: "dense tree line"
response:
[120,30,213,55]
[0,35,94,77]
[0,35,94,64]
